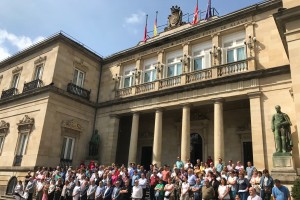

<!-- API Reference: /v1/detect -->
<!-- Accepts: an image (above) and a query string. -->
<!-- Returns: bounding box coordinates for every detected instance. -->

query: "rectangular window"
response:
[143,59,157,83]
[166,54,182,78]
[222,31,246,64]
[61,137,75,160]
[191,42,211,71]
[34,64,43,80]
[16,133,29,156]
[72,68,85,87]
[122,66,135,88]
[11,73,20,88]
[0,136,4,155]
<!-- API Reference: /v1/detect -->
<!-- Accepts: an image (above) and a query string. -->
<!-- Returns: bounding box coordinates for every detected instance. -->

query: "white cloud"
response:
[0,46,11,61]
[0,29,45,61]
[125,11,146,25]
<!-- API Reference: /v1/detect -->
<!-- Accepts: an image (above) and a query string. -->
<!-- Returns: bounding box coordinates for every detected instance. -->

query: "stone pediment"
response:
[34,56,47,64]
[61,119,82,132]
[0,120,10,135]
[17,115,34,132]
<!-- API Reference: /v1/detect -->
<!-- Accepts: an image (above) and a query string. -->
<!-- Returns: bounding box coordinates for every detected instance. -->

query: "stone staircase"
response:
[0,195,14,200]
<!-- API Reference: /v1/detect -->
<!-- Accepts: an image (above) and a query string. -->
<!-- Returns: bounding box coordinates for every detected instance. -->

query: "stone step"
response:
[0,195,14,200]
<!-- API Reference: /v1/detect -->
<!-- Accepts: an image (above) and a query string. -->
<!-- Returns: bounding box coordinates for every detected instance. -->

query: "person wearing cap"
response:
[201,178,214,200]
[247,187,262,200]
[271,179,291,200]
[132,180,143,200]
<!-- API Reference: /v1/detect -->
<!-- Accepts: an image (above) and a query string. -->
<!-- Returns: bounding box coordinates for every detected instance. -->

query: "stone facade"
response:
[0,0,300,195]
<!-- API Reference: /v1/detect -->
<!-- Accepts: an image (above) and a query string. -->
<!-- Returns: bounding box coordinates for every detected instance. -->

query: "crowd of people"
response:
[13,157,291,200]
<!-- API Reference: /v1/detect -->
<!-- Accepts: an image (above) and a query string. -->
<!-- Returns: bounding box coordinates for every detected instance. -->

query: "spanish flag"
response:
[192,0,199,25]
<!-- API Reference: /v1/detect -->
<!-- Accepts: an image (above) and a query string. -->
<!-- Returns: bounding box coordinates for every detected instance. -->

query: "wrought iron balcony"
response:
[13,155,23,166]
[67,82,91,100]
[23,79,43,93]
[1,88,18,99]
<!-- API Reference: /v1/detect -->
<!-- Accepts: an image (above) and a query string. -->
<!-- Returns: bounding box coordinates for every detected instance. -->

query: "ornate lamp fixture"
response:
[244,34,256,56]
[180,54,191,73]
[210,44,221,65]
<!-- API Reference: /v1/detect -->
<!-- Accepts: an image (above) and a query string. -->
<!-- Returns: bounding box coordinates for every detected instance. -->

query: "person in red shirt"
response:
[162,165,171,185]
[207,156,213,166]
[150,171,159,200]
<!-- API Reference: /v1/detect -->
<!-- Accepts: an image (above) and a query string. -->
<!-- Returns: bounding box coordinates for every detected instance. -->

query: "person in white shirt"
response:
[72,181,81,200]
[131,180,143,200]
[138,173,147,200]
[247,187,262,200]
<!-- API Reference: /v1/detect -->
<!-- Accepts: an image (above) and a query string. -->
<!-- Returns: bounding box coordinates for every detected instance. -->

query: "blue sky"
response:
[0,0,262,60]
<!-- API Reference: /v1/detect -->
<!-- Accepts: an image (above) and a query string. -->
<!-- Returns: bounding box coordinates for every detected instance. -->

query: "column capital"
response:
[154,107,164,112]
[247,91,262,99]
[131,111,140,115]
[180,103,192,108]
[211,98,224,103]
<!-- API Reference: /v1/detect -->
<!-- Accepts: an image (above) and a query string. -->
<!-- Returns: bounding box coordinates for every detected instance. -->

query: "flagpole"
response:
[143,14,148,42]
[154,11,158,37]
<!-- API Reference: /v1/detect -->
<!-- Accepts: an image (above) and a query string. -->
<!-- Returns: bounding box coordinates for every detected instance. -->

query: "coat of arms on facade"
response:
[166,5,184,31]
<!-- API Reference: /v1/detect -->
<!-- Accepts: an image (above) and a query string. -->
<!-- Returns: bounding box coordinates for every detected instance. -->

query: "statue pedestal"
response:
[271,155,298,184]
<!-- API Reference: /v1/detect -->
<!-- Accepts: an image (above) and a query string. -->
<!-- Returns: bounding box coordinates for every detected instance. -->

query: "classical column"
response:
[128,112,139,166]
[248,92,266,169]
[181,104,190,163]
[213,98,224,162]
[152,109,163,167]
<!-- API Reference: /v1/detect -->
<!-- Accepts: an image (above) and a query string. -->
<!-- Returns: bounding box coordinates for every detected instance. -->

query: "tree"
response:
[291,178,300,199]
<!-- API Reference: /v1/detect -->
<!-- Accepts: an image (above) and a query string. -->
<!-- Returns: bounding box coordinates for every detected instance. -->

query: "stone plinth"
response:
[271,155,298,184]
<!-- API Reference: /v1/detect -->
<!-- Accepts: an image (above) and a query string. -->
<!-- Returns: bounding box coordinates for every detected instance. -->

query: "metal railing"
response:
[1,88,18,99]
[67,82,91,100]
[23,79,43,93]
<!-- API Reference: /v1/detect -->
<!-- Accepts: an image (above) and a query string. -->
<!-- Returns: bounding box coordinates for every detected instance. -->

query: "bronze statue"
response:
[89,130,100,156]
[271,105,293,154]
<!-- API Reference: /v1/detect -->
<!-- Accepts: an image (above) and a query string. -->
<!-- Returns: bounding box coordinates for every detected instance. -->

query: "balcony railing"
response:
[23,79,43,93]
[186,69,212,84]
[1,88,18,99]
[159,75,181,89]
[115,59,251,98]
[13,155,23,166]
[67,83,91,100]
[217,60,248,77]
[136,82,155,94]
[116,87,133,98]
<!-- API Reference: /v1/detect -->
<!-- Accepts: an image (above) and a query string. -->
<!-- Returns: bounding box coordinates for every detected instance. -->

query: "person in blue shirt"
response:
[272,179,291,200]
[216,158,224,173]
[175,157,184,169]
[131,170,140,187]
[245,162,255,180]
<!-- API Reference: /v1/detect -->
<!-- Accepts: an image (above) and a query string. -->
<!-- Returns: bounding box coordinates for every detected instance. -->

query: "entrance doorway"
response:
[243,141,253,167]
[6,176,17,195]
[190,133,203,164]
[141,146,152,171]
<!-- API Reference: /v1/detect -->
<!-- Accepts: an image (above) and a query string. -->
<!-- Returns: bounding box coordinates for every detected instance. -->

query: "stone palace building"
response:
[0,0,300,195]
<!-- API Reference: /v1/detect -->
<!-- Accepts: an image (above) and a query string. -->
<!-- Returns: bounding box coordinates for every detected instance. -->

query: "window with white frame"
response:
[191,42,212,71]
[16,133,29,156]
[72,68,85,87]
[122,65,135,88]
[34,64,43,80]
[143,58,157,83]
[61,136,75,160]
[11,73,20,88]
[0,136,4,155]
[222,31,246,64]
[166,50,183,78]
